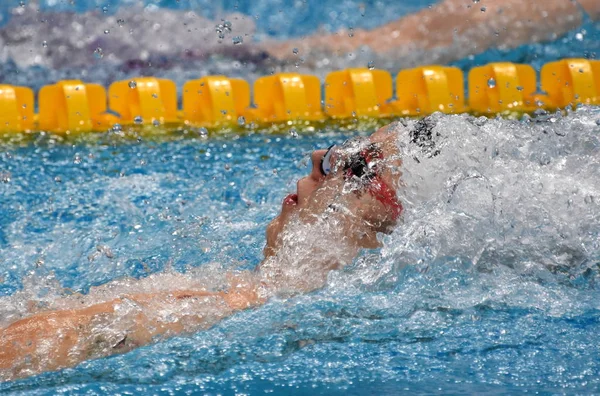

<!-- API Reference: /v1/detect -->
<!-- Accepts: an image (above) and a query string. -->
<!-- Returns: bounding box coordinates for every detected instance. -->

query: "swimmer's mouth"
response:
[283,193,298,205]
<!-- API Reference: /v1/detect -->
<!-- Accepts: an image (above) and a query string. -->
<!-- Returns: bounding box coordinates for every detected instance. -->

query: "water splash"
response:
[0,110,599,390]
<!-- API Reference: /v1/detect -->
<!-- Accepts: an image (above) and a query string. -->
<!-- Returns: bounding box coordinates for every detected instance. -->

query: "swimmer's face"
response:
[264,125,402,258]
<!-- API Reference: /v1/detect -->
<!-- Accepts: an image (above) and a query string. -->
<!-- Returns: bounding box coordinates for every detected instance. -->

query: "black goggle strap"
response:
[320,144,337,176]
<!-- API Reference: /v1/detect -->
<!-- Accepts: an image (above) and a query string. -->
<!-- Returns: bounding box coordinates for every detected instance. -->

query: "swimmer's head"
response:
[264,125,402,259]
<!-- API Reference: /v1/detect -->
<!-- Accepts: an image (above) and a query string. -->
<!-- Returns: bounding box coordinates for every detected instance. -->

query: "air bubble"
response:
[292,48,299,55]
[232,36,243,45]
[104,29,110,34]
[487,78,496,88]
[575,33,584,41]
[480,6,486,12]
[289,128,298,138]
[111,123,123,132]
[237,116,246,126]
[128,81,137,89]
[73,155,82,164]
[117,19,125,27]
[134,116,143,124]
[367,61,375,70]
[152,120,160,127]
[42,41,48,48]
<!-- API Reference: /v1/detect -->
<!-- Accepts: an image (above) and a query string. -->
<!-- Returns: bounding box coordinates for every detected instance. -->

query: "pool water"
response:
[1,109,599,393]
[1,0,600,393]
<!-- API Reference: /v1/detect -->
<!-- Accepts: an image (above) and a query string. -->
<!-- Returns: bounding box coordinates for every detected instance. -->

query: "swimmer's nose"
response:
[309,149,328,182]
[294,149,329,208]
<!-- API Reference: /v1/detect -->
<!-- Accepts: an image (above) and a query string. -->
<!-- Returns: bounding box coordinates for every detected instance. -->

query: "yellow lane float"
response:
[0,85,34,132]
[250,73,324,122]
[393,66,467,115]
[3,59,599,133]
[182,76,249,127]
[109,77,178,126]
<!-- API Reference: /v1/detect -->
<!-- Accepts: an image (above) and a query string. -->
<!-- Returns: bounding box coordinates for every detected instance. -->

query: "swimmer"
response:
[2,0,598,72]
[0,125,403,381]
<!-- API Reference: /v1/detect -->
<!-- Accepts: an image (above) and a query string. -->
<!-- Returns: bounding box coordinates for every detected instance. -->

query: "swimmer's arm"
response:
[0,284,263,381]
[579,0,600,20]
[263,0,596,62]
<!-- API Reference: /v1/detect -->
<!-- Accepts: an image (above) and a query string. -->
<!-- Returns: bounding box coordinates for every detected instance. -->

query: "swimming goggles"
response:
[319,143,403,220]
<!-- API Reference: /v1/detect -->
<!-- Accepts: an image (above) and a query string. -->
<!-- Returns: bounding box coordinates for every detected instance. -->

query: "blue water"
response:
[1,0,600,394]
[1,111,599,393]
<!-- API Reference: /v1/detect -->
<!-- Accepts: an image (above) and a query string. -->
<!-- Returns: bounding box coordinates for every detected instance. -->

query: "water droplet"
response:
[152,119,160,127]
[1,171,11,183]
[292,47,299,55]
[367,61,375,70]
[128,81,137,89]
[117,19,125,27]
[237,116,246,126]
[93,47,103,59]
[42,40,48,48]
[197,127,208,139]
[487,78,496,88]
[104,29,110,34]
[289,128,298,138]
[134,116,143,124]
[232,36,243,45]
